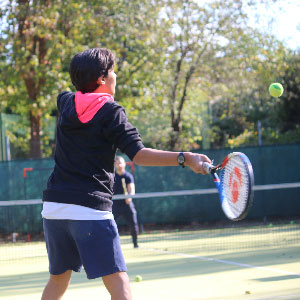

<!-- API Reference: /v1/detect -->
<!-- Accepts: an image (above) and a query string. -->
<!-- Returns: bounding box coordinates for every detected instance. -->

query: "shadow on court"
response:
[254,275,300,282]
[0,242,300,300]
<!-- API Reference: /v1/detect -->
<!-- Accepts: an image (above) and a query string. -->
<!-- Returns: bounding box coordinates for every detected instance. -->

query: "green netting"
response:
[0,144,300,234]
[0,158,54,201]
[0,159,54,234]
[132,144,300,224]
[0,204,43,235]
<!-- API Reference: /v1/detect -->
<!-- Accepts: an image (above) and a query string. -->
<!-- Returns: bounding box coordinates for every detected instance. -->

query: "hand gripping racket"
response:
[203,152,254,221]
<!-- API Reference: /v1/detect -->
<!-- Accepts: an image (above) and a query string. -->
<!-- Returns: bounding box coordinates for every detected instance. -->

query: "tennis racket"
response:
[203,152,254,221]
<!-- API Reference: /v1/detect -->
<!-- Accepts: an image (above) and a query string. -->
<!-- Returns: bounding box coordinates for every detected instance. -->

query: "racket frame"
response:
[203,152,254,221]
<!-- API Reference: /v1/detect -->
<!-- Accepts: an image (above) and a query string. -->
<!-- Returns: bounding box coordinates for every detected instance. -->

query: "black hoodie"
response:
[43,91,144,211]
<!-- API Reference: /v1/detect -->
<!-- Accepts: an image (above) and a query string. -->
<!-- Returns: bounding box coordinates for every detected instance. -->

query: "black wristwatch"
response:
[177,152,185,168]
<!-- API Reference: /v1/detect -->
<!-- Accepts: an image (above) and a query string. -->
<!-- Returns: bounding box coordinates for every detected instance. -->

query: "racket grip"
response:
[203,162,214,174]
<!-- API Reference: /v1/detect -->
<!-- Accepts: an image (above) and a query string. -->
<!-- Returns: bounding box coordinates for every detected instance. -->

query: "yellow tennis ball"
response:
[269,83,284,97]
[135,275,142,282]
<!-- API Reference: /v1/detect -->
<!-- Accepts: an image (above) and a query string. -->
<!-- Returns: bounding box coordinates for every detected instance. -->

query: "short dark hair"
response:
[69,48,115,93]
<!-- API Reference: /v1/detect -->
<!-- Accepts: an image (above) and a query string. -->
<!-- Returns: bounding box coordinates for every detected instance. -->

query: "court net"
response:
[0,182,300,262]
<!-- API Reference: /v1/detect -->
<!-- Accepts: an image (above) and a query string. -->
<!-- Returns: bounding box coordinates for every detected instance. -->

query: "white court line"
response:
[143,247,300,300]
[144,247,300,277]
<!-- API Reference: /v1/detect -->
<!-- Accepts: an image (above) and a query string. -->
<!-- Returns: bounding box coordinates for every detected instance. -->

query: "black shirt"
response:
[43,91,144,211]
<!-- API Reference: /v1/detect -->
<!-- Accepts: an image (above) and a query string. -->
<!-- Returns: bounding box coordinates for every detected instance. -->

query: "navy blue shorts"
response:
[43,218,127,279]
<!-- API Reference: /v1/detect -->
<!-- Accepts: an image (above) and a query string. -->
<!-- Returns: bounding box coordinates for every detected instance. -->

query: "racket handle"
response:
[203,162,214,174]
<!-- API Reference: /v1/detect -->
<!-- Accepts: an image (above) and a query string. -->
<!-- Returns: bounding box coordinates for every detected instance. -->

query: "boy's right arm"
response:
[132,148,211,175]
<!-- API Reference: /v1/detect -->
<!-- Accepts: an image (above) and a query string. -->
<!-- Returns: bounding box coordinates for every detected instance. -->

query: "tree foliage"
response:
[0,0,163,158]
[1,0,96,157]
[136,0,293,150]
[0,0,299,159]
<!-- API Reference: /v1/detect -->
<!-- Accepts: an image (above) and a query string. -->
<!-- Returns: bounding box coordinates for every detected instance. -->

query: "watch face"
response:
[178,154,185,164]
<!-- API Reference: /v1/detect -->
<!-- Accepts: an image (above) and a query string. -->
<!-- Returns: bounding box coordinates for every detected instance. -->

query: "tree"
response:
[145,0,290,150]
[1,0,295,157]
[144,0,271,150]
[221,40,300,148]
[0,0,164,158]
[209,30,289,148]
[278,52,300,132]
[1,0,101,157]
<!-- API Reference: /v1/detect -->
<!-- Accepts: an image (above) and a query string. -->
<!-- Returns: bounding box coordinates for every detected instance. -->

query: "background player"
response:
[113,156,139,248]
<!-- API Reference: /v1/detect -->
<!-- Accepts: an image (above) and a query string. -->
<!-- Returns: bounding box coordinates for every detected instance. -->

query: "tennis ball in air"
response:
[269,83,284,97]
[135,275,142,282]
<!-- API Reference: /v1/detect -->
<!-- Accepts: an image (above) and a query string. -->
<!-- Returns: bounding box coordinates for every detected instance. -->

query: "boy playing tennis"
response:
[41,48,211,300]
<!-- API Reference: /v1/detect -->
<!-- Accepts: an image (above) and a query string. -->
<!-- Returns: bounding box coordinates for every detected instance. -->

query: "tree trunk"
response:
[29,111,42,158]
[169,118,181,150]
[169,132,179,150]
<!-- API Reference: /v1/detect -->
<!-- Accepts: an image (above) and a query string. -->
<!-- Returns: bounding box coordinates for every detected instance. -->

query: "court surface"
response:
[0,226,300,300]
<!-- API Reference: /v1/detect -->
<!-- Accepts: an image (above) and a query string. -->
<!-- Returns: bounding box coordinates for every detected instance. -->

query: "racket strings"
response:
[220,156,250,218]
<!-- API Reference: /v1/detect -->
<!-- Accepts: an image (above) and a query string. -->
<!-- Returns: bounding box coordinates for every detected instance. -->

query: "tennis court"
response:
[1,146,300,299]
[1,221,300,300]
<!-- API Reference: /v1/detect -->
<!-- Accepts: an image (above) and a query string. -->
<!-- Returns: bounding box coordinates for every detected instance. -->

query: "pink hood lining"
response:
[74,91,114,123]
